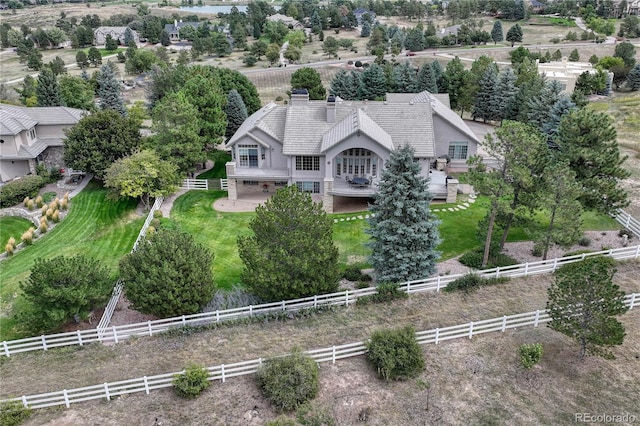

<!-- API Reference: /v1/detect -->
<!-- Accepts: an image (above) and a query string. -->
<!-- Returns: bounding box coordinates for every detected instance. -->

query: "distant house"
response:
[628,0,640,15]
[224,90,480,212]
[163,20,200,41]
[353,7,376,25]
[537,58,610,93]
[0,105,85,182]
[93,27,139,45]
[528,0,546,13]
[267,13,305,30]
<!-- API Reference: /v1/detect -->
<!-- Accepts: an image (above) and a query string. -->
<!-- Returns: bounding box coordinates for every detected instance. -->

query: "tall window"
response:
[337,148,376,177]
[238,144,258,167]
[295,156,320,171]
[448,142,468,160]
[295,181,320,193]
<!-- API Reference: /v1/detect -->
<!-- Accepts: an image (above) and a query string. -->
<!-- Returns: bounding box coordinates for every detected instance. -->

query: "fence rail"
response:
[614,209,640,238]
[2,245,638,357]
[180,179,228,191]
[4,294,637,410]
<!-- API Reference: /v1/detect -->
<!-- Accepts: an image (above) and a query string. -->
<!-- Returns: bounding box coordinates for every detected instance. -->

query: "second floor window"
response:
[295,156,320,171]
[238,145,258,167]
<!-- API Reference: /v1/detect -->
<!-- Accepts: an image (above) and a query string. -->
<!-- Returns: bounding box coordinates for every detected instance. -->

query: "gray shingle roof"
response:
[0,104,83,136]
[321,109,393,153]
[0,104,38,135]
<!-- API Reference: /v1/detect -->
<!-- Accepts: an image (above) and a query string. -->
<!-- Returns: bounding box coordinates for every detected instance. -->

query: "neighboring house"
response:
[0,105,84,182]
[353,7,376,25]
[528,0,546,13]
[267,13,305,30]
[628,0,640,15]
[163,20,200,41]
[94,26,139,45]
[439,24,461,38]
[225,90,480,213]
[537,58,608,93]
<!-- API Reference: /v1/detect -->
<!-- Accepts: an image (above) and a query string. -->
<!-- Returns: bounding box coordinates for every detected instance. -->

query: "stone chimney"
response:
[290,88,309,106]
[326,94,336,123]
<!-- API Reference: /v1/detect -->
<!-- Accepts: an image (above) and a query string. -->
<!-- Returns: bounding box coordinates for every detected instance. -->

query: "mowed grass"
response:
[0,216,33,247]
[0,181,142,340]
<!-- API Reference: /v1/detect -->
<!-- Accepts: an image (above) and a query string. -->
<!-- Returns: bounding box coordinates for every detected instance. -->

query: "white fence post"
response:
[77,330,83,347]
[436,276,441,291]
[21,395,27,408]
[524,262,529,276]
[221,365,226,383]
[3,341,10,357]
[629,293,636,310]
[501,316,507,332]
[495,267,500,278]
[104,383,110,401]
[407,282,411,294]
[534,310,540,327]
[41,335,47,351]
[63,390,70,408]
[468,322,473,338]
[182,315,186,326]
[435,328,440,344]
[553,257,558,271]
[216,310,220,322]
[144,376,149,394]
[345,290,349,307]
[112,326,118,344]
[314,295,318,308]
[332,346,336,364]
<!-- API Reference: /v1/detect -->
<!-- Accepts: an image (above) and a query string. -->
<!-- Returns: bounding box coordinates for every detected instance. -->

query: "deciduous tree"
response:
[547,257,628,359]
[367,145,441,283]
[237,185,340,302]
[120,228,215,318]
[59,75,95,111]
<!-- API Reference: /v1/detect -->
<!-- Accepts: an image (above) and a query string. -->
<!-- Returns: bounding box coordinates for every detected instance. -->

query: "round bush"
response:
[172,363,211,399]
[366,325,425,381]
[265,416,297,426]
[519,343,543,369]
[0,401,32,426]
[257,350,319,412]
[0,175,46,208]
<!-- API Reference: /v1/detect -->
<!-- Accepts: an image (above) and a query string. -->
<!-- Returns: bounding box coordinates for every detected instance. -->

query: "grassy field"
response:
[0,216,33,248]
[0,181,142,340]
[1,262,637,425]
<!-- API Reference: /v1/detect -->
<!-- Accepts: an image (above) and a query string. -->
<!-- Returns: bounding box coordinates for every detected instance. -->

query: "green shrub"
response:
[618,228,633,239]
[0,175,46,207]
[153,210,163,219]
[459,248,518,269]
[578,236,592,246]
[172,363,211,399]
[296,402,335,426]
[343,265,362,281]
[257,349,319,412]
[265,416,297,426]
[519,343,543,369]
[150,218,161,228]
[358,282,408,305]
[563,249,594,257]
[41,192,57,203]
[444,274,509,293]
[0,401,32,426]
[366,325,425,381]
[531,242,544,257]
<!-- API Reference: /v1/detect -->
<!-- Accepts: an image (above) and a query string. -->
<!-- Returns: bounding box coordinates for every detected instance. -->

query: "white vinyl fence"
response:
[614,209,640,237]
[3,245,638,357]
[95,197,163,333]
[180,178,228,191]
[3,294,637,410]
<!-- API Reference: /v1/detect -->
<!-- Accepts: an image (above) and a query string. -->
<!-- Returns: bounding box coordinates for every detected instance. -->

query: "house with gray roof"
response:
[94,26,139,46]
[0,105,84,182]
[225,90,480,213]
[164,20,201,41]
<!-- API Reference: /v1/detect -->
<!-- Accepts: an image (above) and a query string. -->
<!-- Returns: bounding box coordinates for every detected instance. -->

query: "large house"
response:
[267,13,305,31]
[0,105,84,182]
[94,26,139,45]
[164,20,200,41]
[225,90,480,213]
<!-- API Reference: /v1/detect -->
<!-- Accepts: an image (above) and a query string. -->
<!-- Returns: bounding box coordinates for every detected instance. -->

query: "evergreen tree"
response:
[416,62,438,93]
[237,185,340,302]
[404,27,424,52]
[97,63,127,116]
[48,56,66,76]
[367,145,441,283]
[547,257,628,360]
[541,96,576,143]
[613,41,636,68]
[16,75,37,106]
[506,24,523,47]
[552,49,563,61]
[223,89,248,139]
[568,48,580,61]
[626,64,640,90]
[491,20,503,44]
[494,67,518,122]
[555,108,630,214]
[360,20,371,37]
[330,69,350,99]
[76,50,89,69]
[442,56,467,111]
[526,80,564,132]
[360,64,387,100]
[290,67,326,100]
[87,46,102,67]
[124,27,135,46]
[36,67,62,107]
[105,34,118,51]
[392,61,418,93]
[345,70,362,100]
[472,65,498,123]
[536,162,583,260]
[431,60,444,90]
[160,30,171,47]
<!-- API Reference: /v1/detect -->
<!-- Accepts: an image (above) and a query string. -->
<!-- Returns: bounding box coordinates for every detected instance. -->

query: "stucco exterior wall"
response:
[433,116,477,169]
[0,160,30,182]
[35,124,67,139]
[0,135,19,156]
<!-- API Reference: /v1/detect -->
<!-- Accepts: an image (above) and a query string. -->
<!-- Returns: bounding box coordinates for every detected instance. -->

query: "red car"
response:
[406,51,416,56]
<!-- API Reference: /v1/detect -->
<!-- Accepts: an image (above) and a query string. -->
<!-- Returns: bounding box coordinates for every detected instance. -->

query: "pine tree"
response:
[547,257,628,360]
[359,64,386,100]
[361,20,371,38]
[491,20,503,44]
[526,80,563,132]
[506,24,523,47]
[36,67,62,107]
[330,69,350,99]
[124,27,135,46]
[431,60,444,90]
[404,27,424,52]
[494,67,518,122]
[346,70,362,100]
[367,145,441,283]
[541,96,576,143]
[97,63,126,116]
[472,65,498,123]
[442,56,467,111]
[392,61,418,93]
[76,50,89,69]
[160,30,171,47]
[568,48,580,61]
[416,62,438,93]
[105,34,118,51]
[87,46,102,67]
[223,89,248,139]
[626,63,640,90]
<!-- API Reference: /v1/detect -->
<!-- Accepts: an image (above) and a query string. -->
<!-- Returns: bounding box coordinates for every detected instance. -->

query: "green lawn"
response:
[0,181,142,341]
[196,152,231,179]
[0,217,33,247]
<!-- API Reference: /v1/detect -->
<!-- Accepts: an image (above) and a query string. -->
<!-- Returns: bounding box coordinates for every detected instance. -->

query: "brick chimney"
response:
[290,88,309,106]
[326,94,336,123]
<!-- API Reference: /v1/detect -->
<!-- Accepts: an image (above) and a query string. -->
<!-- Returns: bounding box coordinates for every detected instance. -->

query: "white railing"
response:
[95,197,164,334]
[181,178,208,190]
[614,209,640,238]
[220,178,228,191]
[3,294,637,410]
[2,245,638,357]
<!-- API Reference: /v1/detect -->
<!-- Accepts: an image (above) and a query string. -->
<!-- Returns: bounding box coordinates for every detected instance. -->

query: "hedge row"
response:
[0,176,46,208]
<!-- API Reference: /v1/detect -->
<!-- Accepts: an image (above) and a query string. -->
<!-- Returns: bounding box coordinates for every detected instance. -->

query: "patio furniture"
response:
[350,177,370,188]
